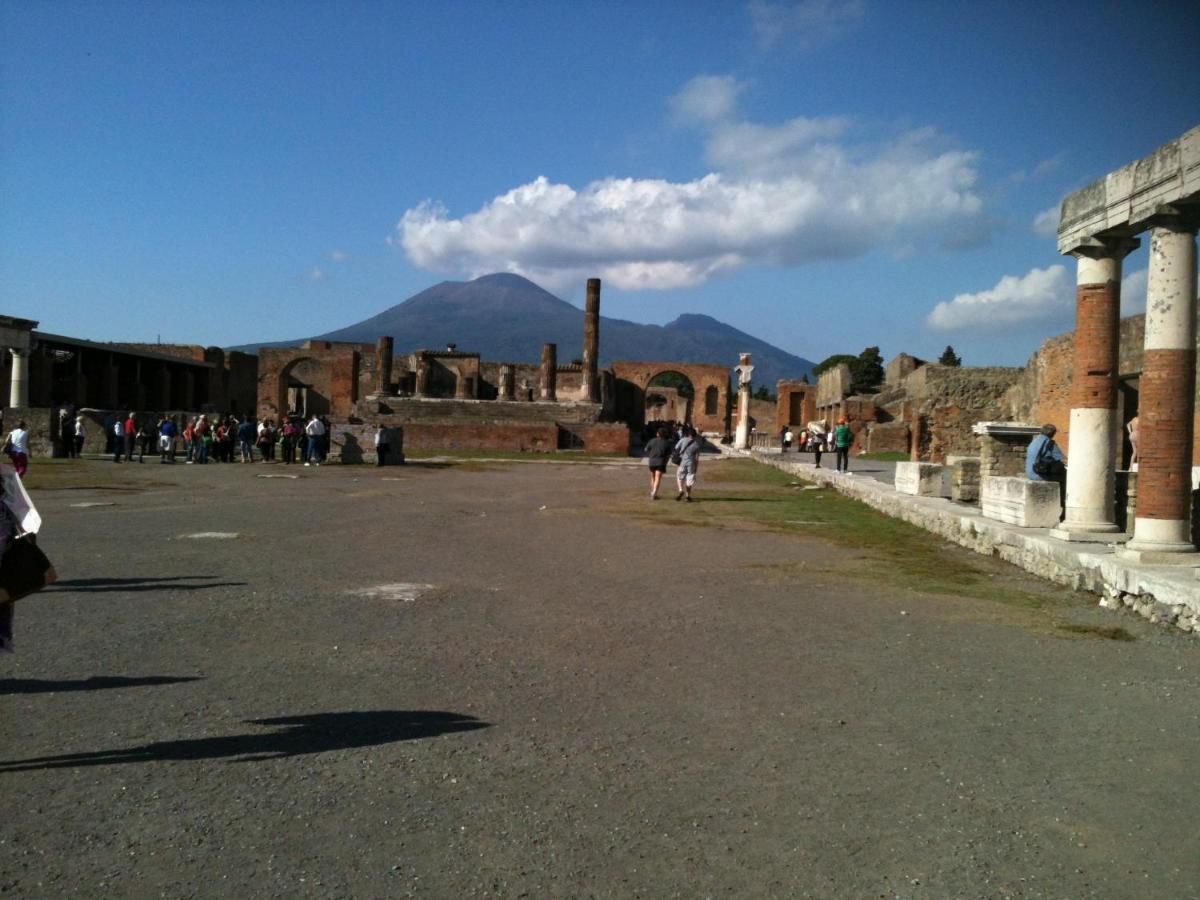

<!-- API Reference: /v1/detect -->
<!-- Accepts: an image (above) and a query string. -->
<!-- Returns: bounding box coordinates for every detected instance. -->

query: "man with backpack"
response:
[1026,424,1067,515]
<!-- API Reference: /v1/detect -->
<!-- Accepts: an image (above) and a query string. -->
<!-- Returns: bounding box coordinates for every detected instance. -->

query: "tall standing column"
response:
[414,355,430,397]
[582,278,601,403]
[375,336,394,394]
[734,353,754,450]
[1052,237,1139,541]
[1119,218,1199,562]
[539,343,557,402]
[8,349,29,407]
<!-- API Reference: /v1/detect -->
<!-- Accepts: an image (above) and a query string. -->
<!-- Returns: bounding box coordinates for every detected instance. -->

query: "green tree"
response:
[647,371,694,398]
[811,354,858,377]
[851,346,884,394]
[938,345,962,366]
[752,385,775,402]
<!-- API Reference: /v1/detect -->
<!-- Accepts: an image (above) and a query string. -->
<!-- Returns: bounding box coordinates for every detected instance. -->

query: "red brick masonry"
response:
[1135,347,1197,521]
[1070,281,1120,409]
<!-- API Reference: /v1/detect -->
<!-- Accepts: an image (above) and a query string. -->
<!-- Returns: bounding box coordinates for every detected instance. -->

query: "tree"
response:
[647,371,694,398]
[752,385,775,402]
[938,345,962,366]
[850,346,884,395]
[811,354,858,377]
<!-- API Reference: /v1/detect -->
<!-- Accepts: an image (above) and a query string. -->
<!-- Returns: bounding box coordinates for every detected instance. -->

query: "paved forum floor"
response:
[1,457,1197,898]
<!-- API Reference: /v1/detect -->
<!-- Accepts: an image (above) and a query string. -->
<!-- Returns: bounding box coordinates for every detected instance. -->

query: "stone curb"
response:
[723,447,1200,636]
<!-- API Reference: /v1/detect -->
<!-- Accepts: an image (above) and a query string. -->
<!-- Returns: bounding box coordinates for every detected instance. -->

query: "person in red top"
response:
[123,413,137,464]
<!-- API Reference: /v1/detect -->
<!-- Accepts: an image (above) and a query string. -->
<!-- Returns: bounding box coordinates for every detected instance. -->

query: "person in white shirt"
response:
[374,425,389,467]
[5,420,31,477]
[73,415,86,458]
[304,415,326,466]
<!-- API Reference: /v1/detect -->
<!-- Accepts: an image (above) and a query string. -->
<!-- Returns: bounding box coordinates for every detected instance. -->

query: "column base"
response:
[1049,525,1129,544]
[1115,543,1200,566]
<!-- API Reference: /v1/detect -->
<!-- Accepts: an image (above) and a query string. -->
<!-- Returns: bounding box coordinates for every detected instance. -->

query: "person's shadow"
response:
[0,710,489,771]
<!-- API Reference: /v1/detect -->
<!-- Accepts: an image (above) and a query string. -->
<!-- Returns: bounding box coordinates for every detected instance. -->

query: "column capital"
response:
[1143,204,1200,235]
[1069,234,1140,262]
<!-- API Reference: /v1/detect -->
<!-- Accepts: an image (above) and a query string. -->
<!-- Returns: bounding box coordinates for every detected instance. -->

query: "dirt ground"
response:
[1,457,1197,898]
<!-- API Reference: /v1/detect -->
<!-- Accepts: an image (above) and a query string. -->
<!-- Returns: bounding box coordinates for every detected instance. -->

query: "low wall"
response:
[741,450,1199,635]
[403,423,559,452]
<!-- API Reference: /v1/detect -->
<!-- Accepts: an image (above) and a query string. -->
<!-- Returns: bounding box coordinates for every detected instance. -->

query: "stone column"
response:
[1119,219,1199,563]
[375,336,394,394]
[582,278,601,402]
[8,349,29,407]
[414,356,430,397]
[539,343,557,401]
[498,365,515,400]
[734,353,754,450]
[1052,237,1139,542]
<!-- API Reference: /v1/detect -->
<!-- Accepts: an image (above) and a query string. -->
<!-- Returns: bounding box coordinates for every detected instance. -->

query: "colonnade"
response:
[1054,126,1199,562]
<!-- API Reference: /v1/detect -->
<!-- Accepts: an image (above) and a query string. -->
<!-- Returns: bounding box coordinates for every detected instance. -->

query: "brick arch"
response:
[611,361,731,434]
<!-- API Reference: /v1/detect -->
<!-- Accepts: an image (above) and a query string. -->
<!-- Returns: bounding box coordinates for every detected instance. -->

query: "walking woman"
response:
[643,426,673,500]
[674,425,702,502]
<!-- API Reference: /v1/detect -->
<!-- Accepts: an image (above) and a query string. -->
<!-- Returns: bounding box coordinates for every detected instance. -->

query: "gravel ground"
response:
[1,458,1197,898]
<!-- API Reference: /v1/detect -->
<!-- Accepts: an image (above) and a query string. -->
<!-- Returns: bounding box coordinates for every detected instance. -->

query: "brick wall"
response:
[866,421,909,453]
[403,422,558,452]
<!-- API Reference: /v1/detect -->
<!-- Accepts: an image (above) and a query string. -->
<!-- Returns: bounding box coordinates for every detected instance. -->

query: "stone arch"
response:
[610,361,731,434]
[278,356,331,419]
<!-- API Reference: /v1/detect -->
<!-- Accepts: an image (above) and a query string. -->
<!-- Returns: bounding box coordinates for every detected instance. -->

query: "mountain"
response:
[239,273,815,388]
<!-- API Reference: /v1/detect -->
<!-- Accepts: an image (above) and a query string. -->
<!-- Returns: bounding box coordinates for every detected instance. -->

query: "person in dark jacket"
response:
[643,426,673,500]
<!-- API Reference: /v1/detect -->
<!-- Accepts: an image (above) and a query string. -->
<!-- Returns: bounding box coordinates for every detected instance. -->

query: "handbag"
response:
[0,534,56,603]
[1032,440,1064,478]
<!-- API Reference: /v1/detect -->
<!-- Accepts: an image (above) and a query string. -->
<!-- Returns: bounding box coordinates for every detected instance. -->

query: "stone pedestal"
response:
[894,462,947,497]
[948,457,981,503]
[981,477,1062,528]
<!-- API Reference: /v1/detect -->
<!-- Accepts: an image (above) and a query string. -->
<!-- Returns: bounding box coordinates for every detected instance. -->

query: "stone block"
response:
[894,462,947,497]
[980,476,1061,528]
[950,457,981,503]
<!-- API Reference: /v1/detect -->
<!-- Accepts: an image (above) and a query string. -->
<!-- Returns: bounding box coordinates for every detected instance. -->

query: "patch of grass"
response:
[628,459,1067,610]
[404,449,630,464]
[1055,623,1136,641]
[858,451,911,461]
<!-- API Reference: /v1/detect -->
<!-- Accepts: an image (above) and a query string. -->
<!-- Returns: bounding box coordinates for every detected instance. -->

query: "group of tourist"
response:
[643,424,703,501]
[94,412,332,466]
[779,420,855,473]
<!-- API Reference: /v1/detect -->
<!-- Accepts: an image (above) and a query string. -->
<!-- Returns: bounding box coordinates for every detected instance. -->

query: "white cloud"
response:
[749,0,866,50]
[669,75,749,125]
[1121,267,1148,313]
[1032,205,1059,237]
[926,265,1071,331]
[1011,152,1066,183]
[329,250,348,262]
[398,104,987,291]
[308,266,327,282]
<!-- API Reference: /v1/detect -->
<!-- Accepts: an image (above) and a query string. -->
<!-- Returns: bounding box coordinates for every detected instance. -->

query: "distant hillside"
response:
[237,273,814,388]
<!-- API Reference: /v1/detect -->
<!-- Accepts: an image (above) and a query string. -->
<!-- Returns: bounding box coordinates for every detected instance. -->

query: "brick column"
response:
[1052,237,1139,541]
[539,343,557,401]
[375,336,394,394]
[582,278,601,402]
[1119,219,1199,563]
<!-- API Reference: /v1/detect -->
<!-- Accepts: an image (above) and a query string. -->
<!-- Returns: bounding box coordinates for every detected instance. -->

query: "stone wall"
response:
[611,361,730,435]
[403,422,558,452]
[866,421,910,454]
[327,423,404,465]
[776,381,816,429]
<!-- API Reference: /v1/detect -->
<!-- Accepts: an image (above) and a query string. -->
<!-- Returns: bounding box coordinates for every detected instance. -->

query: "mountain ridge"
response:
[234,273,815,387]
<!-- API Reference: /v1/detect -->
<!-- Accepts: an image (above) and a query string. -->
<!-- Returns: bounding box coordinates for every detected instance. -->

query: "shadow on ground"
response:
[0,675,203,695]
[47,576,246,593]
[0,710,490,771]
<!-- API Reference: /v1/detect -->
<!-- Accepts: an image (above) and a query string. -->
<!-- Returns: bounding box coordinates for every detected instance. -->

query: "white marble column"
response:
[9,349,29,408]
[734,353,754,450]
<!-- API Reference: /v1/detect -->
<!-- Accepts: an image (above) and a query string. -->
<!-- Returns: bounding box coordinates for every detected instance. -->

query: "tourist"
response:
[135,421,150,463]
[1026,424,1066,513]
[73,415,86,458]
[259,420,276,462]
[834,418,853,473]
[374,424,389,466]
[281,418,298,465]
[158,416,176,463]
[237,417,255,462]
[673,425,702,502]
[58,408,72,457]
[305,414,326,466]
[194,417,210,464]
[183,418,195,463]
[779,425,788,452]
[809,424,824,468]
[112,418,125,462]
[4,420,30,478]
[643,426,673,499]
[123,412,137,464]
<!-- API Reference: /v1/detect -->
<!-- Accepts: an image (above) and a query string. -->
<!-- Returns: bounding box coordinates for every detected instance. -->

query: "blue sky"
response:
[3,0,1198,367]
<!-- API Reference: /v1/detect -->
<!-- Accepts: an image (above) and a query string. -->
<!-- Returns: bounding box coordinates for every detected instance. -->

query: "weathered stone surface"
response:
[894,462,947,497]
[981,476,1061,527]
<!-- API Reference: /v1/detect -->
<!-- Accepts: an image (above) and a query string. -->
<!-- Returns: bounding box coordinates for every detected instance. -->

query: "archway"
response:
[278,357,330,419]
[645,371,695,424]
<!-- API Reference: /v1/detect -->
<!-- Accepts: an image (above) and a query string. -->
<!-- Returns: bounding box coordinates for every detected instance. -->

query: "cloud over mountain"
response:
[397,77,987,292]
